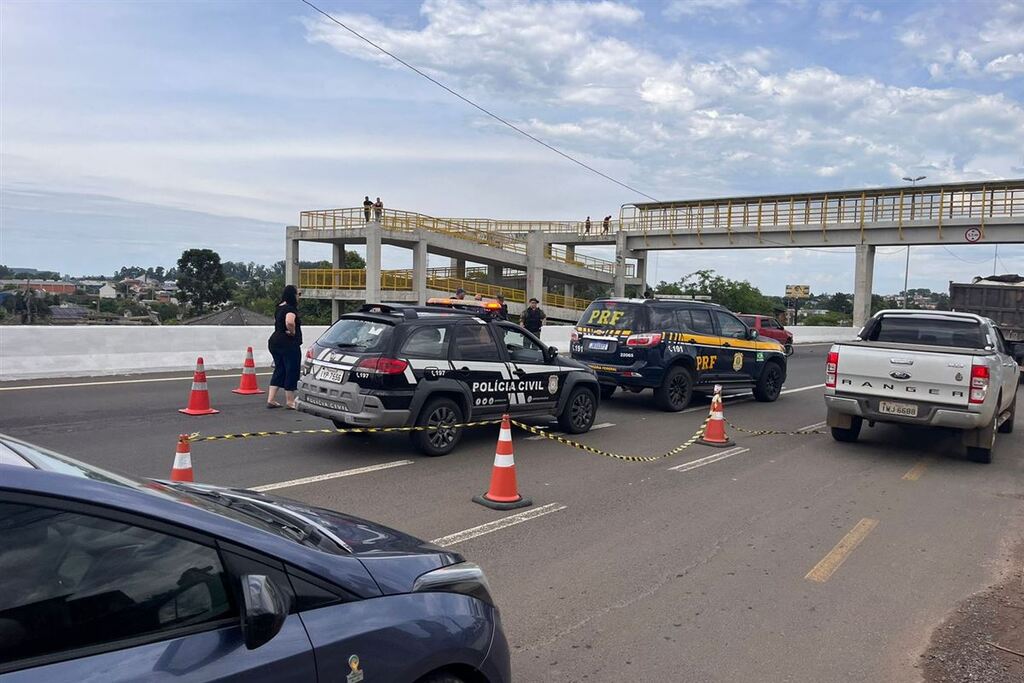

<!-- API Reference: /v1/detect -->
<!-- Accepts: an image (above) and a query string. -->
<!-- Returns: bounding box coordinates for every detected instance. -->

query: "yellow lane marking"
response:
[804,518,879,583]
[902,461,928,481]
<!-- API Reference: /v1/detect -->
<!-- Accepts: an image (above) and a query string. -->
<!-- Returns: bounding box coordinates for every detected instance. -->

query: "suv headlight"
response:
[412,562,495,607]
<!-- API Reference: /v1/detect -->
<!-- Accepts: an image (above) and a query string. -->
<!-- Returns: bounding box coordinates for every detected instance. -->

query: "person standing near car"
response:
[522,297,545,335]
[267,285,303,410]
[495,293,509,320]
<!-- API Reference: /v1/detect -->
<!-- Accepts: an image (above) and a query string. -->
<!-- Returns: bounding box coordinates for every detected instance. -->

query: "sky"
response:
[1,0,1022,295]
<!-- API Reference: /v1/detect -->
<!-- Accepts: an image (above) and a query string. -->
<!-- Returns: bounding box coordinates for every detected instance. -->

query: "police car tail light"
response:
[626,333,662,347]
[969,364,989,404]
[825,350,839,388]
[356,357,409,375]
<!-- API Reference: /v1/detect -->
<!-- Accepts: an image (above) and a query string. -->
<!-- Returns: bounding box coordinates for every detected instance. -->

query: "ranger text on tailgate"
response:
[571,298,788,411]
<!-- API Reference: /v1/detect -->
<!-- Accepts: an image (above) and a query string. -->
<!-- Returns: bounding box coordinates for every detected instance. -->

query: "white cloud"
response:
[850,5,882,23]
[985,52,1024,78]
[664,0,749,19]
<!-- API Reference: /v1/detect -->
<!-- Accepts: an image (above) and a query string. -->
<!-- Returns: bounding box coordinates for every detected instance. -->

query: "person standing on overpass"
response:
[373,197,383,222]
[267,285,303,410]
[522,297,545,336]
[363,196,373,222]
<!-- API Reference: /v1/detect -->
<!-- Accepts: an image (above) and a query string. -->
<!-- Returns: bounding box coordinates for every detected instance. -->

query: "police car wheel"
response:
[654,366,694,412]
[559,386,597,434]
[599,384,616,400]
[753,362,783,402]
[412,398,464,456]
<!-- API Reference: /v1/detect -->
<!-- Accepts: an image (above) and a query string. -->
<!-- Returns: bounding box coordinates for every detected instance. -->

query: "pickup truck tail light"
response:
[969,364,989,404]
[626,333,663,347]
[356,357,409,375]
[825,350,839,388]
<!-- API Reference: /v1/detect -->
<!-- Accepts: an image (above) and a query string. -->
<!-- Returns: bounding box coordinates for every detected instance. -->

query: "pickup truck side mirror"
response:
[747,328,759,341]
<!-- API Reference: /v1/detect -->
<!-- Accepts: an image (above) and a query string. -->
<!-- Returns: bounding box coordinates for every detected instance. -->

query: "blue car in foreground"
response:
[0,435,510,682]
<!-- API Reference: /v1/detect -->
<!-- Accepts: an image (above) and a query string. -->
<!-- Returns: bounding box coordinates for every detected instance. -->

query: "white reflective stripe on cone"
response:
[191,382,208,391]
[494,454,515,467]
[499,427,512,442]
[242,367,256,375]
[173,453,192,469]
[711,411,723,419]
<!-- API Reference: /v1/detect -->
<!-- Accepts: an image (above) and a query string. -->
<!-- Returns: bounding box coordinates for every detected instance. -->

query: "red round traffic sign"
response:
[964,227,982,243]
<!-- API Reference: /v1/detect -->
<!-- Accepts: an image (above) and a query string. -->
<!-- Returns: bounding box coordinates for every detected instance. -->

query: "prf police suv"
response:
[571,298,788,411]
[296,300,600,455]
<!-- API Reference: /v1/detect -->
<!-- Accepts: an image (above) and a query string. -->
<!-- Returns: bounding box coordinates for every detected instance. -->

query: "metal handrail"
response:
[544,292,591,311]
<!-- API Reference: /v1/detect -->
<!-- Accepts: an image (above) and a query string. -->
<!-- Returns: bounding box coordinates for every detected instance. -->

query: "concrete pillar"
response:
[488,264,502,282]
[331,243,345,321]
[451,258,466,279]
[563,283,575,299]
[853,244,875,329]
[413,240,428,305]
[285,237,299,287]
[565,244,576,264]
[635,250,648,291]
[526,232,545,304]
[613,232,627,297]
[365,224,382,304]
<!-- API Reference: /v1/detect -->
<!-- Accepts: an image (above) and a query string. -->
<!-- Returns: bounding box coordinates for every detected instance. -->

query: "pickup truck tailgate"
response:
[836,345,974,407]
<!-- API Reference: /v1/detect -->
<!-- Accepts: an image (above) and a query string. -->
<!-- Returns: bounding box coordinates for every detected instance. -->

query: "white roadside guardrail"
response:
[0,325,858,381]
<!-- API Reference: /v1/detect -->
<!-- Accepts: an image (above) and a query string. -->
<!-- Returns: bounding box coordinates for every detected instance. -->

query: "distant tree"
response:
[176,249,230,313]
[150,302,180,322]
[825,292,853,315]
[0,265,11,278]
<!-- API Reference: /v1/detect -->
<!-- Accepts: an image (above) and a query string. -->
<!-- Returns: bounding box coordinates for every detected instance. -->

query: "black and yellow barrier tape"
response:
[187,419,504,443]
[508,416,710,463]
[726,421,824,437]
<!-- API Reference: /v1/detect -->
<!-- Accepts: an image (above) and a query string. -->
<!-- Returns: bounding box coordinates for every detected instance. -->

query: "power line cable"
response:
[298,0,660,202]
[940,245,993,265]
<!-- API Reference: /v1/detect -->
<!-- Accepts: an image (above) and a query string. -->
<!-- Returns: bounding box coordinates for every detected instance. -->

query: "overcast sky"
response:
[2,0,1022,294]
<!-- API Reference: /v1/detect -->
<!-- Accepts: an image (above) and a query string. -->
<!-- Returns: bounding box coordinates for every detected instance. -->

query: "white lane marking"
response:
[0,372,273,392]
[250,460,414,492]
[668,447,750,473]
[526,422,614,440]
[798,420,827,432]
[781,383,825,395]
[431,503,568,547]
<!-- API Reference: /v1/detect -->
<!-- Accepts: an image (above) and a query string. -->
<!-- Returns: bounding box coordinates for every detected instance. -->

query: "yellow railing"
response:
[425,275,526,303]
[547,245,634,277]
[300,269,413,291]
[544,292,592,311]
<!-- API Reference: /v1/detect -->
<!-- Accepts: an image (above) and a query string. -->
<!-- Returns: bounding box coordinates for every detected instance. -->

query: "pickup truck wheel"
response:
[600,384,616,400]
[785,343,794,357]
[753,362,784,402]
[997,395,1015,434]
[411,398,463,456]
[830,416,862,443]
[559,386,597,434]
[654,366,694,412]
[966,413,997,464]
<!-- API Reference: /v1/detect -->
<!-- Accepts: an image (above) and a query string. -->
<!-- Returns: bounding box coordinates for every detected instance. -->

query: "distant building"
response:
[0,280,77,295]
[183,306,274,326]
[49,305,90,323]
[98,283,118,299]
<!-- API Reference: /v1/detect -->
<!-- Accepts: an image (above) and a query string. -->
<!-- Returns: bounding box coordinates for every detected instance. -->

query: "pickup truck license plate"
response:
[588,340,610,351]
[316,367,347,384]
[879,400,917,417]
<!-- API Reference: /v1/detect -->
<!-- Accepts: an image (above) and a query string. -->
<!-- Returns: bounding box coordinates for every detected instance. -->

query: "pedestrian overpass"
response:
[287,179,1024,326]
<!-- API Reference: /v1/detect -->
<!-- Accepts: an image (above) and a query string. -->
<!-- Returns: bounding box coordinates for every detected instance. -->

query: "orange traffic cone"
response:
[473,414,532,510]
[698,384,734,448]
[171,434,195,482]
[231,347,264,395]
[179,357,220,415]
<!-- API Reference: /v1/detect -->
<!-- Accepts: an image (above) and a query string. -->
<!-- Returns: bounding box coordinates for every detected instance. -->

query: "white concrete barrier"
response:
[0,326,327,381]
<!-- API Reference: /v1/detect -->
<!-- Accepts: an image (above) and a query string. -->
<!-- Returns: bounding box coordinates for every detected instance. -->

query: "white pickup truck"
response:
[824,310,1021,463]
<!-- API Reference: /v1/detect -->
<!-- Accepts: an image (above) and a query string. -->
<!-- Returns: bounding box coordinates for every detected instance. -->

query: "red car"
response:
[737,314,794,355]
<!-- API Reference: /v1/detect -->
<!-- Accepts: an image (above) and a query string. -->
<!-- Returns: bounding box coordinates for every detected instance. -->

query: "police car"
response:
[296,300,600,455]
[570,298,788,411]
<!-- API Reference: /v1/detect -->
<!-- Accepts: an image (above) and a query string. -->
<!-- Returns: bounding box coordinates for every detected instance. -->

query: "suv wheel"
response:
[412,397,464,456]
[654,366,694,412]
[753,362,784,402]
[600,384,616,400]
[559,386,597,434]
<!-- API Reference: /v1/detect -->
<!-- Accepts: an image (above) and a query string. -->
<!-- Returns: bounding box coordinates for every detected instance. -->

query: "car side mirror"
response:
[241,574,290,650]
[545,346,559,362]
[1011,343,1024,363]
[747,328,759,340]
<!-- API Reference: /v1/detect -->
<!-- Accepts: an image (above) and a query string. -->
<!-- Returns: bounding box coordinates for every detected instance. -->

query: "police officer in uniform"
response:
[522,297,545,335]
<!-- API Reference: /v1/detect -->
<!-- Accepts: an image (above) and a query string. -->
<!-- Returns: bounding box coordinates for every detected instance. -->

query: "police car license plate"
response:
[588,340,610,351]
[879,400,917,417]
[316,367,347,384]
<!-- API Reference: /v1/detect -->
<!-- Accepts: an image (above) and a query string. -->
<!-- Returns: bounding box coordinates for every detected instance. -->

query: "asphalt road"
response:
[3,344,1022,682]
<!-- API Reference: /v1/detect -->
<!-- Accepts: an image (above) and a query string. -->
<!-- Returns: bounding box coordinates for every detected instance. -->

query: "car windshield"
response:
[319,317,393,351]
[737,315,756,326]
[868,316,987,348]
[578,302,644,330]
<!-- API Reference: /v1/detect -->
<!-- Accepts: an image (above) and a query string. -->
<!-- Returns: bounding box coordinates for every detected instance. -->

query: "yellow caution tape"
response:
[509,416,710,463]
[726,421,824,437]
[188,419,504,443]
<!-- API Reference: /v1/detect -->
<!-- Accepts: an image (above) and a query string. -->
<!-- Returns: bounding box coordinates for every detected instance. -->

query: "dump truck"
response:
[950,275,1024,341]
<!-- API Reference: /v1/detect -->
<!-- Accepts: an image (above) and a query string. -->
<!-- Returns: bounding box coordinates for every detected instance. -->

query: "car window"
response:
[868,316,986,348]
[993,327,1007,354]
[319,317,392,352]
[764,319,782,330]
[674,310,696,333]
[399,325,450,359]
[714,311,747,339]
[0,502,233,666]
[578,302,644,330]
[451,324,500,362]
[737,315,756,328]
[649,307,677,330]
[499,325,545,363]
[689,309,716,335]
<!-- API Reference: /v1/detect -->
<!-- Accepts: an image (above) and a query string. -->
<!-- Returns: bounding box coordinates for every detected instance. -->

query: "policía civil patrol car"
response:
[570,298,788,411]
[296,300,600,455]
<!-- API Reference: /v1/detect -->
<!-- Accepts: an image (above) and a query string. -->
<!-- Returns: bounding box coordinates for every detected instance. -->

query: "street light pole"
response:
[900,175,926,307]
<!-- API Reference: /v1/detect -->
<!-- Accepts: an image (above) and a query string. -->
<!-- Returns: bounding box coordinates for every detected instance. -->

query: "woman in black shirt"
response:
[267,285,303,409]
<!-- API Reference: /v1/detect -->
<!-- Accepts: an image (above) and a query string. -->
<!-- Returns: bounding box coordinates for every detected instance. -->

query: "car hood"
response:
[236,488,464,594]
